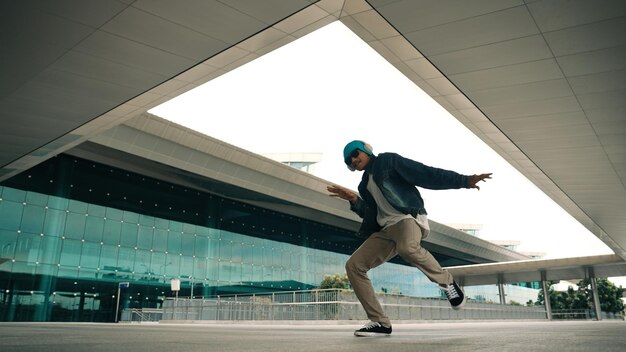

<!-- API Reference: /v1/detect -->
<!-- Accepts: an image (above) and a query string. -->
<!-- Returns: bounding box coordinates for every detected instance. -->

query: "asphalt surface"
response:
[1,320,625,352]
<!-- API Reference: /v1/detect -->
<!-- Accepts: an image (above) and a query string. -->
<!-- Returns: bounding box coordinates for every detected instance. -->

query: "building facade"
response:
[0,115,538,322]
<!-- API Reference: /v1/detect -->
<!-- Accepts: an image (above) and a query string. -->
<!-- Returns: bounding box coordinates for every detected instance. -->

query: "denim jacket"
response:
[350,152,469,238]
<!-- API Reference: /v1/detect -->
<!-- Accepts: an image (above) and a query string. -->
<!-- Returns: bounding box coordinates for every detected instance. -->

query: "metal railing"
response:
[120,308,163,322]
[160,289,547,321]
[551,309,594,320]
[551,309,624,320]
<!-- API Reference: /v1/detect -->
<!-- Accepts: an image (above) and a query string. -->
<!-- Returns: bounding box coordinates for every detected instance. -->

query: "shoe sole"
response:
[354,332,392,337]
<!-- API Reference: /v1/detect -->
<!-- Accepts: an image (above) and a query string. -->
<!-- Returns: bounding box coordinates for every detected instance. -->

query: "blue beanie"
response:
[343,140,373,166]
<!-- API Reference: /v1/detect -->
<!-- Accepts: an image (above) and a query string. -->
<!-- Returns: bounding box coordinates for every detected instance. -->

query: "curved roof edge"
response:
[74,112,528,264]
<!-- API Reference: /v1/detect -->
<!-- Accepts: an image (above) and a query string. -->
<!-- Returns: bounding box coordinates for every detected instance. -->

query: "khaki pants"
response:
[345,218,453,326]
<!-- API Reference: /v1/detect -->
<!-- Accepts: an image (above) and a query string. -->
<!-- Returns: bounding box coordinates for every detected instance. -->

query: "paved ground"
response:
[1,320,625,352]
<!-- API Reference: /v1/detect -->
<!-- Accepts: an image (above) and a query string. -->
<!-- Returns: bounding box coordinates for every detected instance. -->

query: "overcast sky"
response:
[150,22,621,283]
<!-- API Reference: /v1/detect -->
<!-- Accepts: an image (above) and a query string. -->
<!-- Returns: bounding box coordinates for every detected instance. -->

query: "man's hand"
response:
[327,185,358,204]
[468,173,492,190]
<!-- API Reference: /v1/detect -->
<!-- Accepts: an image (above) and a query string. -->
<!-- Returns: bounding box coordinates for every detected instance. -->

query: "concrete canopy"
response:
[1,1,625,262]
[446,254,626,286]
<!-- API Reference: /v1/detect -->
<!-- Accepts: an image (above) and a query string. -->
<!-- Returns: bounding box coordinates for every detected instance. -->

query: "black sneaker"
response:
[354,321,392,337]
[440,281,466,310]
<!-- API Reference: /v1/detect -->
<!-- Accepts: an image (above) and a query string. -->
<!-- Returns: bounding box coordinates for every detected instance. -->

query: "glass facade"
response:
[0,154,538,322]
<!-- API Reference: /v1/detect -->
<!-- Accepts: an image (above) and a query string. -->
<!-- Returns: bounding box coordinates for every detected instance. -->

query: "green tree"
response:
[319,273,350,289]
[535,281,561,308]
[577,278,624,314]
[535,278,624,314]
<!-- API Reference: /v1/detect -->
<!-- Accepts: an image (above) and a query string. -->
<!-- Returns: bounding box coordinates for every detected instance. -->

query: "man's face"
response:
[348,149,371,171]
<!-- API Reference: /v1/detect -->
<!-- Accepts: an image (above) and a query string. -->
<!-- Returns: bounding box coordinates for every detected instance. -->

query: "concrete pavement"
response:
[1,320,624,352]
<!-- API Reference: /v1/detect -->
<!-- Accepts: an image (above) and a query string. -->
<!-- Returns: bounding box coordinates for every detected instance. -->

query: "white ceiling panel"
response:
[73,31,196,77]
[403,6,538,56]
[368,0,523,33]
[221,0,316,24]
[102,6,228,61]
[526,0,626,32]
[0,5,95,49]
[482,96,581,120]
[568,69,626,95]
[508,125,599,150]
[585,106,626,123]
[467,79,574,106]
[448,59,564,91]
[50,51,167,91]
[26,0,130,27]
[577,89,626,110]
[132,0,267,44]
[494,111,589,131]
[543,17,626,57]
[556,46,626,77]
[0,7,95,99]
[429,35,552,75]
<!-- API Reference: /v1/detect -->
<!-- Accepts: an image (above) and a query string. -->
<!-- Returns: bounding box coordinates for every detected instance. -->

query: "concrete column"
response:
[587,267,602,321]
[541,270,552,320]
[497,273,506,305]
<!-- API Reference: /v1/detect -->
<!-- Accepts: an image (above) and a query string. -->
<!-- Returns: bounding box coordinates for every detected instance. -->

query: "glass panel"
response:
[182,223,195,234]
[180,234,194,256]
[78,268,98,280]
[68,200,88,213]
[59,239,82,266]
[219,239,231,259]
[0,229,17,261]
[137,225,153,250]
[151,252,166,277]
[117,247,135,273]
[134,250,151,274]
[207,238,219,259]
[21,205,45,234]
[166,231,181,254]
[14,233,41,263]
[57,266,78,280]
[64,212,86,240]
[139,214,154,226]
[0,200,23,231]
[218,261,232,283]
[241,263,252,282]
[262,246,273,266]
[119,222,138,247]
[122,211,139,223]
[43,208,66,237]
[11,261,36,275]
[38,236,62,265]
[99,244,118,271]
[152,228,167,252]
[180,255,193,278]
[165,254,180,277]
[193,257,207,280]
[154,217,168,229]
[84,216,104,243]
[87,203,106,218]
[194,234,208,258]
[207,259,219,281]
[168,220,182,233]
[1,187,26,202]
[105,207,122,221]
[102,219,121,245]
[46,195,68,211]
[231,241,242,263]
[79,242,100,269]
